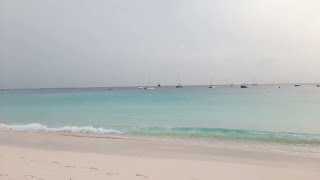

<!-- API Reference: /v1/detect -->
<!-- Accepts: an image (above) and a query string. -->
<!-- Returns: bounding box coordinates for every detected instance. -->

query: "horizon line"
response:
[1,82,320,90]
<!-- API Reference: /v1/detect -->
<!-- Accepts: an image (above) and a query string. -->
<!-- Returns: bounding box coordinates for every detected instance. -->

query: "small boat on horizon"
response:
[317,84,320,87]
[295,84,301,87]
[230,80,234,87]
[241,83,248,88]
[209,76,215,88]
[176,73,183,88]
[144,73,155,90]
[144,87,155,90]
[252,77,258,86]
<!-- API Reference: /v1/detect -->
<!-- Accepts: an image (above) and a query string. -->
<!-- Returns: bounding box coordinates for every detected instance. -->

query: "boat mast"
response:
[148,72,151,87]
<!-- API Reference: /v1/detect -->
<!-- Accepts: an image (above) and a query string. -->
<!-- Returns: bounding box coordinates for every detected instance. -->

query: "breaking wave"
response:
[0,123,123,134]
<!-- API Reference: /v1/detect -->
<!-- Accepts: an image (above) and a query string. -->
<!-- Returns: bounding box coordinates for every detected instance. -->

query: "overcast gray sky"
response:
[1,0,320,88]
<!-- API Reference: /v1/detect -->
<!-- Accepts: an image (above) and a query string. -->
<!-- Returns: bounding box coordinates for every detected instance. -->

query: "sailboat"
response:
[252,77,258,86]
[209,76,215,88]
[144,73,155,90]
[176,84,183,88]
[230,80,234,87]
[241,83,248,88]
[145,87,155,90]
[176,74,183,88]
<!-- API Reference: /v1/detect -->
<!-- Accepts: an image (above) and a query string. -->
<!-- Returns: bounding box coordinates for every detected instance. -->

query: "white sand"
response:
[0,131,319,180]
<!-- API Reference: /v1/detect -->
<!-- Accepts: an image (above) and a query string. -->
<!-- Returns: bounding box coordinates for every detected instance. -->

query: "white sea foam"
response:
[0,123,123,134]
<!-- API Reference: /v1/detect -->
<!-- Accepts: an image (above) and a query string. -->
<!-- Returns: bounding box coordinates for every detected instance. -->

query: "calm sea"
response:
[1,84,320,154]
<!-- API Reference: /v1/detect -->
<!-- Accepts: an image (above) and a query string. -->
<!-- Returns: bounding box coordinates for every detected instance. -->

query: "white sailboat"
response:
[176,73,183,88]
[230,79,234,87]
[209,76,215,88]
[252,77,258,86]
[144,73,155,90]
[145,87,155,90]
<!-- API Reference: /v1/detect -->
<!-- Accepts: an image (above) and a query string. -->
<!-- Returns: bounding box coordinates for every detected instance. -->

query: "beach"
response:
[2,0,320,178]
[0,131,319,180]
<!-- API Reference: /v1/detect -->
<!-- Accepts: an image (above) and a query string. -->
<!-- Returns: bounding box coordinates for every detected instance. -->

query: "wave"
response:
[0,123,123,134]
[1,123,320,145]
[130,127,320,145]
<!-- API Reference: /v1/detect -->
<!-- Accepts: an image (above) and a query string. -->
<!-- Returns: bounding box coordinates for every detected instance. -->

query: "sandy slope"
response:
[0,131,319,180]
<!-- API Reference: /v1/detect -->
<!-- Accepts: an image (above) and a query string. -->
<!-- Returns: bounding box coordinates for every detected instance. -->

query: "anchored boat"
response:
[241,83,248,88]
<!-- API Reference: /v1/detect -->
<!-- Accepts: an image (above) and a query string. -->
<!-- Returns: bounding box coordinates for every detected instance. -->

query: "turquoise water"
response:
[1,85,320,146]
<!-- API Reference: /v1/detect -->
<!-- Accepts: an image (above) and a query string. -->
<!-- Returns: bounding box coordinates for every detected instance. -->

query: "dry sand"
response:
[0,131,319,180]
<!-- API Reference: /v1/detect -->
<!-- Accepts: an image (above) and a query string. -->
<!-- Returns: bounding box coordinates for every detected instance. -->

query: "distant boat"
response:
[157,82,161,87]
[144,73,155,90]
[241,83,248,88]
[317,84,320,87]
[295,84,301,87]
[176,73,183,88]
[229,79,234,87]
[209,76,215,88]
[252,77,258,86]
[230,80,234,87]
[138,86,144,89]
[176,84,183,88]
[144,87,155,90]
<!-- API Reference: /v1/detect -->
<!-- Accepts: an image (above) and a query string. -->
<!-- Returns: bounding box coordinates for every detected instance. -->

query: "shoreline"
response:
[1,131,320,179]
[1,126,320,159]
[1,130,320,161]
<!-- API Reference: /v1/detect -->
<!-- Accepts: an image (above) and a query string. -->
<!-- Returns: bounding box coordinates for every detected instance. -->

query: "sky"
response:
[1,0,320,88]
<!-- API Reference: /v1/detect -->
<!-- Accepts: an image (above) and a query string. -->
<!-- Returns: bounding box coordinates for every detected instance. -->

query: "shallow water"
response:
[1,84,320,149]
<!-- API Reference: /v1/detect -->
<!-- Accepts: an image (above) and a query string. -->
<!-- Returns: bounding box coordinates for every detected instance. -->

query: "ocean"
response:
[1,84,320,155]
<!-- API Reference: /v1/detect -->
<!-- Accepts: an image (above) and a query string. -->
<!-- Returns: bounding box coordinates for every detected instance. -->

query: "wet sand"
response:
[0,131,319,180]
